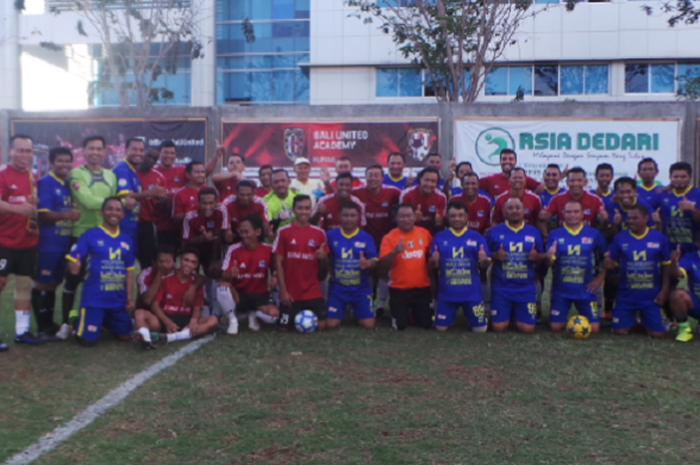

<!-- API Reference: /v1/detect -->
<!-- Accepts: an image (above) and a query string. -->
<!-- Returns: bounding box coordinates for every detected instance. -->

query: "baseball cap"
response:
[294,157,311,166]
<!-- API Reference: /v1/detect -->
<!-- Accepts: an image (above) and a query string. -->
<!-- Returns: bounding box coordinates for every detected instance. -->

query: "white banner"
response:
[454,118,680,188]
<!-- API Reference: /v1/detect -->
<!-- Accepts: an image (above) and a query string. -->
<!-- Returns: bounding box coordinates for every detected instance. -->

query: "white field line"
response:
[4,334,215,465]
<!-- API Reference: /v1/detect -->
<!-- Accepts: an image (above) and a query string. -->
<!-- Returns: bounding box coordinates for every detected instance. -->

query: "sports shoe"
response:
[37,331,62,342]
[151,332,168,348]
[0,340,8,352]
[227,317,239,335]
[14,332,46,345]
[676,323,694,342]
[131,331,153,350]
[248,312,261,331]
[375,307,385,319]
[55,323,71,340]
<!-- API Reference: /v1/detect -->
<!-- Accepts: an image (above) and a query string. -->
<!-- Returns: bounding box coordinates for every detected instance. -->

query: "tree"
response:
[347,0,568,103]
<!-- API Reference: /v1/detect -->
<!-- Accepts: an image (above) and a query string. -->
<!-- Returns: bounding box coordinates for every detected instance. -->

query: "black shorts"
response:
[137,221,158,268]
[389,287,432,330]
[278,297,326,330]
[0,246,37,277]
[160,313,192,332]
[238,292,272,312]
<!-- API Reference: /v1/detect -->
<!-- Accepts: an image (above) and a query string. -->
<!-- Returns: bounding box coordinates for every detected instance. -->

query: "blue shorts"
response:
[612,300,665,333]
[33,251,67,283]
[491,293,537,325]
[549,295,599,323]
[682,290,700,321]
[436,300,487,328]
[75,306,133,341]
[326,289,374,320]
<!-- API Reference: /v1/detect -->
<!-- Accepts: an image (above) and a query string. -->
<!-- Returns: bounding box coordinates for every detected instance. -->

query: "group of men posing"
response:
[1,133,699,352]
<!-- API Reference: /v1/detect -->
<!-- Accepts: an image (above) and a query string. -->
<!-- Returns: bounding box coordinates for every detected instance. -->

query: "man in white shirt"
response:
[290,157,323,208]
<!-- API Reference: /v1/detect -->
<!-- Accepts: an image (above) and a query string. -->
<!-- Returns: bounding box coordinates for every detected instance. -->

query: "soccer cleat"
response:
[14,332,46,345]
[151,333,168,348]
[375,307,385,319]
[55,323,71,340]
[0,339,8,352]
[248,312,261,332]
[676,324,694,343]
[227,317,239,335]
[131,331,154,350]
[37,331,62,342]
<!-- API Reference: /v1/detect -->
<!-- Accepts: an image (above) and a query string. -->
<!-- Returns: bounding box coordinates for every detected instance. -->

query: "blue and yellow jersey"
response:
[112,160,141,233]
[605,198,656,230]
[486,222,543,300]
[589,189,614,209]
[67,226,135,308]
[37,172,73,253]
[548,224,607,300]
[382,173,408,191]
[430,227,489,303]
[608,228,670,303]
[678,252,700,299]
[658,186,700,254]
[326,227,378,292]
[637,184,662,210]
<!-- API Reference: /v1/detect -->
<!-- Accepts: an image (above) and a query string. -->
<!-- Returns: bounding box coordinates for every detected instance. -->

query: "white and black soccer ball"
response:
[294,310,318,333]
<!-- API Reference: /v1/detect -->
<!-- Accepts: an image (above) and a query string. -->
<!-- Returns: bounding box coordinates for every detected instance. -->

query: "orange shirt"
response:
[380,226,432,290]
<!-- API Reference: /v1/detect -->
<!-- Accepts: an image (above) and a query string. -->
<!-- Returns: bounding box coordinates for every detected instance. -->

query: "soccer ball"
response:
[566,315,592,340]
[294,310,318,333]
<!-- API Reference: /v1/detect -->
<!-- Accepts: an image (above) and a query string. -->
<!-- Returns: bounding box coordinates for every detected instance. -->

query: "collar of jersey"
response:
[341,228,360,239]
[620,198,638,211]
[630,227,650,240]
[388,174,404,182]
[638,183,657,192]
[598,189,612,197]
[125,159,137,172]
[450,227,468,237]
[99,225,120,238]
[672,185,693,197]
[505,221,525,233]
[545,186,561,195]
[82,165,103,174]
[564,223,584,235]
[49,171,65,186]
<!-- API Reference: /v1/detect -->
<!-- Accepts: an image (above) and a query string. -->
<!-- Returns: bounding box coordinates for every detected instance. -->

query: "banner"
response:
[455,118,680,187]
[11,118,208,176]
[221,119,439,170]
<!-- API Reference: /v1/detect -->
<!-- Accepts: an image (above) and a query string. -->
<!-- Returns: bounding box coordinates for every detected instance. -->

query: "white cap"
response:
[294,157,311,166]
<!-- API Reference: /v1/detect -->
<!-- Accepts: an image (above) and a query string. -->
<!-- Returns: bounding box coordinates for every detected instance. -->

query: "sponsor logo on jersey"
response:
[419,238,424,246]
[207,222,215,228]
[381,202,388,207]
[291,239,297,245]
[429,206,436,212]
[328,306,337,312]
[41,269,51,276]
[582,237,593,244]
[120,242,130,250]
[240,263,247,269]
[647,242,660,248]
[354,242,365,248]
[584,209,591,215]
[408,241,414,248]
[467,240,477,246]
[402,250,424,259]
[118,179,128,187]
[10,184,17,189]
[88,325,98,332]
[525,236,535,243]
[308,239,316,247]
[258,260,266,267]
[97,240,104,246]
[174,177,181,182]
[477,211,484,217]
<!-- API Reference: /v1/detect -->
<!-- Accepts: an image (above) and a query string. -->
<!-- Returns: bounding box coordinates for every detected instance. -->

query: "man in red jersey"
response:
[448,172,492,235]
[273,195,329,331]
[255,165,273,198]
[132,248,216,349]
[135,148,167,268]
[219,214,279,334]
[173,161,207,223]
[213,150,246,201]
[182,187,228,276]
[399,167,446,235]
[223,180,271,243]
[320,156,364,194]
[492,167,543,230]
[312,172,367,231]
[540,167,608,231]
[479,149,540,199]
[0,135,44,349]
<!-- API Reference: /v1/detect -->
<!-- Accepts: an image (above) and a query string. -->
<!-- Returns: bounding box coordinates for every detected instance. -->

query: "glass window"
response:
[509,66,532,96]
[295,68,310,101]
[251,71,273,102]
[651,63,675,93]
[272,70,295,101]
[295,0,310,18]
[273,0,295,19]
[485,67,507,95]
[376,68,399,97]
[534,65,557,96]
[399,68,422,97]
[677,63,700,96]
[585,65,608,94]
[625,64,649,93]
[560,65,584,94]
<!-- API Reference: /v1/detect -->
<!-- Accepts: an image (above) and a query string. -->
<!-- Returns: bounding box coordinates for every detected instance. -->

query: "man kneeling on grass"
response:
[132,248,218,349]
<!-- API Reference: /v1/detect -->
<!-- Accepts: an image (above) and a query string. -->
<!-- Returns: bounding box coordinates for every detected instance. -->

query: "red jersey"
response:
[135,168,167,222]
[352,185,401,247]
[399,185,447,234]
[0,164,39,249]
[312,194,367,231]
[136,266,156,309]
[172,185,201,219]
[547,191,605,227]
[155,272,203,317]
[272,223,328,301]
[449,193,493,235]
[222,242,274,294]
[154,164,186,231]
[492,190,542,226]
[182,205,228,261]
[214,177,238,201]
[479,173,540,199]
[327,177,364,194]
[222,195,269,242]
[255,186,271,198]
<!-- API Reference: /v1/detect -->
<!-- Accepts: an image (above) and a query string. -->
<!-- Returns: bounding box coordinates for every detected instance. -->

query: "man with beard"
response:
[134,148,167,268]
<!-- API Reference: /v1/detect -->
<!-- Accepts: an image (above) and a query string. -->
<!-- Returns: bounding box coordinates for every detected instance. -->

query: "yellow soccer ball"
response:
[566,315,592,340]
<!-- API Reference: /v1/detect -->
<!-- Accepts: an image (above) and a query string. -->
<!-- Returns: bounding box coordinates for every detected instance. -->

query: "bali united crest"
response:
[407,128,433,161]
[284,128,305,161]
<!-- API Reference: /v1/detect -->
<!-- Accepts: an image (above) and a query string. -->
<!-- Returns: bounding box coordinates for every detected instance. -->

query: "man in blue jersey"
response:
[486,198,544,333]
[546,200,607,333]
[590,163,614,209]
[325,202,378,329]
[604,204,670,338]
[383,152,412,190]
[539,164,566,232]
[430,201,491,332]
[637,158,663,209]
[65,197,135,347]
[658,162,700,255]
[669,243,700,342]
[32,147,81,338]
[607,177,656,235]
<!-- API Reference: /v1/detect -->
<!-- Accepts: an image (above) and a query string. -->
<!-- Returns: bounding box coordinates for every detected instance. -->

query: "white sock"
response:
[15,310,30,335]
[377,279,389,308]
[217,285,236,321]
[167,328,191,342]
[138,327,151,342]
[255,310,278,324]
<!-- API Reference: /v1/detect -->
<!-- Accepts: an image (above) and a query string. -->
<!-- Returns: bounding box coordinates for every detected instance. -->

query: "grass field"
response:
[2,282,700,465]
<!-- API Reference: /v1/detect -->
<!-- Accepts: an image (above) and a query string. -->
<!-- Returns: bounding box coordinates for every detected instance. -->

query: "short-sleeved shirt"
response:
[382,173,408,191]
[172,185,202,219]
[609,228,671,303]
[135,168,167,223]
[0,164,39,249]
[182,206,228,259]
[658,186,700,255]
[352,185,402,247]
[547,224,607,300]
[290,179,323,208]
[68,166,118,238]
[589,189,614,209]
[479,172,539,199]
[379,226,432,290]
[112,160,142,232]
[546,191,605,227]
[67,226,135,308]
[399,186,447,235]
[605,198,656,230]
[222,242,274,294]
[223,195,270,242]
[37,172,72,253]
[448,194,493,235]
[326,228,378,292]
[155,272,203,317]
[154,164,186,231]
[637,184,662,210]
[486,223,544,301]
[255,186,271,198]
[136,266,157,310]
[313,194,367,231]
[540,187,567,231]
[492,190,542,226]
[214,177,238,202]
[678,252,700,299]
[430,227,489,302]
[327,177,364,194]
[273,223,328,301]
[264,191,297,229]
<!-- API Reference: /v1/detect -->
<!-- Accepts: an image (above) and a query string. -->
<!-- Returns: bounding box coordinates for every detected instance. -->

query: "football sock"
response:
[15,310,31,335]
[31,289,48,331]
[255,310,277,324]
[167,328,191,342]
[216,285,236,321]
[138,327,152,342]
[46,291,56,327]
[61,289,75,325]
[377,279,388,308]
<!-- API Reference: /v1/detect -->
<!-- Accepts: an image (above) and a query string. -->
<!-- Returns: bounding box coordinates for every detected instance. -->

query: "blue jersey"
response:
[637,184,662,210]
[548,225,607,300]
[609,228,670,303]
[590,189,614,209]
[37,172,73,253]
[431,227,489,303]
[605,199,656,230]
[486,223,543,301]
[382,173,408,190]
[540,187,567,229]
[658,186,700,254]
[67,226,135,308]
[112,160,141,234]
[326,228,378,293]
[679,252,700,299]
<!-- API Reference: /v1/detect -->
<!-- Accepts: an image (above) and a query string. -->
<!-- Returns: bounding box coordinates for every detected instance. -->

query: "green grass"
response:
[2,282,700,465]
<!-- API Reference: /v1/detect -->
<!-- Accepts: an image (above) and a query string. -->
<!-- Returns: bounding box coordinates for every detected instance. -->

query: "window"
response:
[486,64,609,97]
[217,0,309,21]
[625,63,675,93]
[677,63,700,97]
[485,66,532,96]
[560,65,608,95]
[534,65,558,96]
[376,68,422,97]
